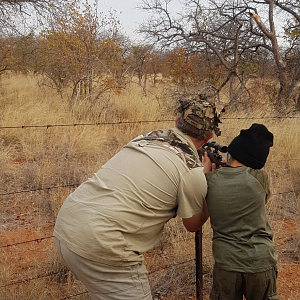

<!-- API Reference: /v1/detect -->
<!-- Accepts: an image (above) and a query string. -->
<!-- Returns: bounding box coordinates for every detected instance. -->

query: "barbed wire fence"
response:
[1,116,299,300]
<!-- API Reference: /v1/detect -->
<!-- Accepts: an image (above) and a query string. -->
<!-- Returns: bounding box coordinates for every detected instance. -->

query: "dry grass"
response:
[0,73,299,300]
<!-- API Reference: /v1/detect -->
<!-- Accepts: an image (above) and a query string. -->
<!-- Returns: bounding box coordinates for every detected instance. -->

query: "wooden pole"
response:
[195,228,203,300]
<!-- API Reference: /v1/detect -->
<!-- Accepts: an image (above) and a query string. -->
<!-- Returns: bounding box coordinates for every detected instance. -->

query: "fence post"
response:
[195,228,203,300]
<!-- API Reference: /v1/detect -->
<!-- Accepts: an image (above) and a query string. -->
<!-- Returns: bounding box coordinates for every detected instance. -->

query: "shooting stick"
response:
[195,228,203,300]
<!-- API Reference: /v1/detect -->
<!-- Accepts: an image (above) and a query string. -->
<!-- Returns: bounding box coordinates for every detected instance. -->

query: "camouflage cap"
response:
[177,95,223,136]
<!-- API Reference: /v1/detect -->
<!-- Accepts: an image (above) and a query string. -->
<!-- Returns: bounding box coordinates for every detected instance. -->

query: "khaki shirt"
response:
[54,128,207,266]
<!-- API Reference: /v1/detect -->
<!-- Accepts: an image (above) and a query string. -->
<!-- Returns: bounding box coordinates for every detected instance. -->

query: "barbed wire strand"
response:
[1,185,299,199]
[0,188,299,249]
[0,184,78,196]
[1,160,299,198]
[0,271,60,288]
[0,120,174,130]
[0,115,299,130]
[58,291,89,300]
[0,258,195,289]
[0,236,54,249]
[148,258,195,275]
[0,234,195,249]
[1,249,298,291]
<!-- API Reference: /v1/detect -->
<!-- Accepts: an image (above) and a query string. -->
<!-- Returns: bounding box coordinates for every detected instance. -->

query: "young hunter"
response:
[54,96,221,300]
[204,123,279,300]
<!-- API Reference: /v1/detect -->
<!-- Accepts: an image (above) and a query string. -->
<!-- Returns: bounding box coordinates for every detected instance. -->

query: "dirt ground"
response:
[1,216,299,300]
[273,219,300,300]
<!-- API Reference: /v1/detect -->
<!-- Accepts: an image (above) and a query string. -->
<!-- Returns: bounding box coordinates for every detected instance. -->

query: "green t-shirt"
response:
[205,166,277,273]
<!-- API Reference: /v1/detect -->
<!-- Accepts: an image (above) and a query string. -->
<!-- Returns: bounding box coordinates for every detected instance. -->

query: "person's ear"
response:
[175,117,179,125]
[204,132,214,143]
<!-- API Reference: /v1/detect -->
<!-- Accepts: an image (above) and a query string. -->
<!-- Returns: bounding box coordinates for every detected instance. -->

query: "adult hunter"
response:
[54,95,222,300]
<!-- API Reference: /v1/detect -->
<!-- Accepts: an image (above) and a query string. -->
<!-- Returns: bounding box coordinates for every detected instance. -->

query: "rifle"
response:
[197,141,228,167]
[195,141,227,300]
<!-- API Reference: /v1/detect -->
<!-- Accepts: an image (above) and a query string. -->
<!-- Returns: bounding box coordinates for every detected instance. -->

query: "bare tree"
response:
[33,1,129,107]
[0,0,74,35]
[130,44,152,87]
[139,0,300,111]
[0,0,75,77]
[241,0,300,110]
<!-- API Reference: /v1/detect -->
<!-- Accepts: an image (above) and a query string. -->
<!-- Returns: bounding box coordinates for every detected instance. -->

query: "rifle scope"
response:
[206,141,228,153]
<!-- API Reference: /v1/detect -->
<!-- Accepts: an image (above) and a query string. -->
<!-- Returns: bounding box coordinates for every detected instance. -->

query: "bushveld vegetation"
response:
[1,73,299,300]
[0,0,300,299]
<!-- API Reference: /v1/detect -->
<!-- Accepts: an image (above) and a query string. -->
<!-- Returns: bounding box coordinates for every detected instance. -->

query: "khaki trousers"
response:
[55,238,152,300]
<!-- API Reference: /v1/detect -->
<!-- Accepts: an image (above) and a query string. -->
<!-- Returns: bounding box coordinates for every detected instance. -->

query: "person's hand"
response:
[203,152,216,173]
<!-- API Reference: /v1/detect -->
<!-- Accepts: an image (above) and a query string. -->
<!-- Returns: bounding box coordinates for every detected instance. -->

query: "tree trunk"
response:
[276,70,291,111]
[296,89,300,111]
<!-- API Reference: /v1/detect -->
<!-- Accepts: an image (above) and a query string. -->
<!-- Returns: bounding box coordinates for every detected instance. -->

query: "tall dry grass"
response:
[0,73,299,300]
